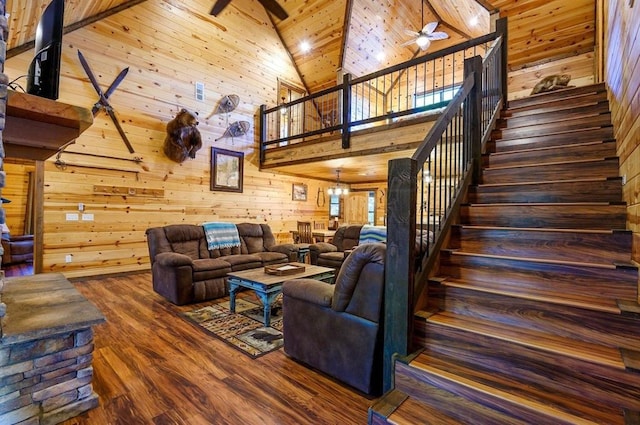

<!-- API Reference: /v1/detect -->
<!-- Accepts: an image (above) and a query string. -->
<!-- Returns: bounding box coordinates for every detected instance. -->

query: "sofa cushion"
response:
[252,251,289,265]
[163,225,209,260]
[237,223,269,254]
[219,254,262,271]
[192,258,232,281]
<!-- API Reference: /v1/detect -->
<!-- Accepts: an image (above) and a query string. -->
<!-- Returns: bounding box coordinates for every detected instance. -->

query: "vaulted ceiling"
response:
[5,0,597,97]
[5,0,492,96]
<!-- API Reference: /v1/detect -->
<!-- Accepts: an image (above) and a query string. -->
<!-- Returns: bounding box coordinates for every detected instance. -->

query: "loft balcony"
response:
[259,34,499,185]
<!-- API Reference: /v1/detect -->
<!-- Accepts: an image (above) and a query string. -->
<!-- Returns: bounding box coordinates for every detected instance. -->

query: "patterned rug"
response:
[180,295,283,359]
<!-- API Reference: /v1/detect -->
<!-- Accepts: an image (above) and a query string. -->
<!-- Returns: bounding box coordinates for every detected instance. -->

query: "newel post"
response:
[383,157,418,392]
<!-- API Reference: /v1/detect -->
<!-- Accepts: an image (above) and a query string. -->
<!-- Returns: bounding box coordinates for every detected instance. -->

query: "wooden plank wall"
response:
[3,0,331,277]
[494,0,597,99]
[2,159,34,236]
[606,0,640,262]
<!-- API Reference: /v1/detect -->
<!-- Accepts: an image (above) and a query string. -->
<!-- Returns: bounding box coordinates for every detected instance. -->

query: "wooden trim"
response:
[7,0,150,58]
[33,160,44,274]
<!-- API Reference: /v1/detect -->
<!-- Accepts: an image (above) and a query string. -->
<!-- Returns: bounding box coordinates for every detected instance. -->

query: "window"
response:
[367,191,375,225]
[329,195,343,218]
[414,85,460,109]
[278,79,306,144]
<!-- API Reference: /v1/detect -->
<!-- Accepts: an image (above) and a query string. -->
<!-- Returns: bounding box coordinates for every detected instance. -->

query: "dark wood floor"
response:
[49,271,373,424]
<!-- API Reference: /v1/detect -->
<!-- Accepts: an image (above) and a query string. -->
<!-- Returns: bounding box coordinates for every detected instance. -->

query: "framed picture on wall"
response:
[211,147,243,192]
[292,183,307,201]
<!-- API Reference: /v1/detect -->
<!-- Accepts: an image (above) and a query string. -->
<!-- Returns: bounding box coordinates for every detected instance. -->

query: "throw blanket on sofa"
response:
[202,222,241,250]
[359,225,387,245]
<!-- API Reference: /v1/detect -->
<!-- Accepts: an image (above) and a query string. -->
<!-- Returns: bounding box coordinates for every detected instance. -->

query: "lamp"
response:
[280,96,287,114]
[327,170,349,196]
[423,169,433,184]
[416,35,431,49]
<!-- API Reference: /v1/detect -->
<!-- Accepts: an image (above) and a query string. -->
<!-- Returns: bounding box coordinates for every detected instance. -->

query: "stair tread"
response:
[438,276,623,314]
[486,140,615,157]
[427,311,625,369]
[444,249,620,269]
[483,157,614,172]
[407,351,626,424]
[455,224,624,235]
[475,176,619,188]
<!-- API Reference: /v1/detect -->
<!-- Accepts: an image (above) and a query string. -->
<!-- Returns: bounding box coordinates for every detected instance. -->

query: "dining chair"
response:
[294,221,313,262]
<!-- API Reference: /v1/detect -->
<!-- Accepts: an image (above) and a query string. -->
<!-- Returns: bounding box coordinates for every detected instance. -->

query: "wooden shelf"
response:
[3,90,93,161]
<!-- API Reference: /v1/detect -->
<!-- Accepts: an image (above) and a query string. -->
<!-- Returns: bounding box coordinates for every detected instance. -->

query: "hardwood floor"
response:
[53,271,373,425]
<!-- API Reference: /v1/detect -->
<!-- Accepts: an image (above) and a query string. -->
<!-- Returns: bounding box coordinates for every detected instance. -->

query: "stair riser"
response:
[507,83,607,111]
[506,94,609,120]
[484,141,617,168]
[439,254,638,301]
[461,204,627,229]
[482,158,619,185]
[469,179,622,204]
[450,227,632,264]
[493,114,612,141]
[412,322,640,411]
[498,102,611,130]
[488,127,614,153]
[427,285,640,350]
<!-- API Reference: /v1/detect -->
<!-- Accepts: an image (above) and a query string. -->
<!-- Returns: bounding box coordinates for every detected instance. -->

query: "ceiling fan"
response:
[210,0,288,20]
[401,0,448,51]
[402,21,449,51]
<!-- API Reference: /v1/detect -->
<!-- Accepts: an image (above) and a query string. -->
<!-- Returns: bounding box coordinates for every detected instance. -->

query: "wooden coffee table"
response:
[227,263,335,327]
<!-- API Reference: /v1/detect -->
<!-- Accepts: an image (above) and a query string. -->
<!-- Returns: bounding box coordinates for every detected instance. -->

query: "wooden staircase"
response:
[370,83,640,424]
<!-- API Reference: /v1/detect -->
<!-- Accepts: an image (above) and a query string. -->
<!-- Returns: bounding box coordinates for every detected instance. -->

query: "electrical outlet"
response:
[78,202,84,211]
[622,174,627,185]
[65,254,73,263]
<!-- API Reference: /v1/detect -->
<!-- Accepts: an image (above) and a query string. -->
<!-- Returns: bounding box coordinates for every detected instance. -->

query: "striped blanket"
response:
[202,222,241,250]
[359,225,387,245]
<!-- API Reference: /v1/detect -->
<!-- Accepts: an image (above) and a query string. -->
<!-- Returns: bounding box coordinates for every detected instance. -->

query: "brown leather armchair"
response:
[1,234,34,266]
[282,242,386,395]
[309,225,362,272]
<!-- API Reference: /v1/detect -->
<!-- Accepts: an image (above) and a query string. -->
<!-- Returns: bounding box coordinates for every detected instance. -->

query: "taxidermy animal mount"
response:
[163,109,203,163]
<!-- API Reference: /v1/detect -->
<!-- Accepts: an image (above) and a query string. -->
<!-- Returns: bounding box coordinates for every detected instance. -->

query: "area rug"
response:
[180,295,283,359]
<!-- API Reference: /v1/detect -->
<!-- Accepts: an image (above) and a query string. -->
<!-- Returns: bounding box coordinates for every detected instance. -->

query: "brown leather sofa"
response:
[282,242,386,395]
[1,234,34,266]
[309,225,362,271]
[145,223,297,305]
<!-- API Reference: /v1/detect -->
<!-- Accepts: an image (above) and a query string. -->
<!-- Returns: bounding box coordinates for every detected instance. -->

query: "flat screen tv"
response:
[26,0,65,100]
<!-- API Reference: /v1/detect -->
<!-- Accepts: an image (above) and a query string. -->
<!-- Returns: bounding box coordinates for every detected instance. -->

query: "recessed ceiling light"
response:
[470,16,479,26]
[376,51,385,62]
[300,40,311,52]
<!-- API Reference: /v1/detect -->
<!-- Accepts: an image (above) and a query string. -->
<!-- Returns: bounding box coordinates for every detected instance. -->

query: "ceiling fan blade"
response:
[422,21,438,35]
[428,31,449,40]
[401,39,417,47]
[403,28,420,37]
[258,0,288,20]
[210,0,232,16]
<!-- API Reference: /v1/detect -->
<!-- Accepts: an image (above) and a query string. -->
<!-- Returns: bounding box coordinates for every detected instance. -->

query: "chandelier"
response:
[327,170,349,196]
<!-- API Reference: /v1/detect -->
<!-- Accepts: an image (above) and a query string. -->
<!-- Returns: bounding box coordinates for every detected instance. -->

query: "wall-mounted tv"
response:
[26,0,65,100]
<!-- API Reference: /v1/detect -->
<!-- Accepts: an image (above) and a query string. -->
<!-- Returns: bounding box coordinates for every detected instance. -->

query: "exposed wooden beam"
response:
[472,0,498,13]
[338,0,354,71]
[7,0,149,58]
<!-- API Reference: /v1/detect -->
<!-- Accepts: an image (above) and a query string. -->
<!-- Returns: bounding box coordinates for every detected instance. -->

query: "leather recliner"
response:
[282,242,386,395]
[309,225,362,272]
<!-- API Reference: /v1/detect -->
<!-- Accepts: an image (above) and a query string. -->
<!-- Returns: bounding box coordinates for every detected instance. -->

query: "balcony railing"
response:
[260,31,503,161]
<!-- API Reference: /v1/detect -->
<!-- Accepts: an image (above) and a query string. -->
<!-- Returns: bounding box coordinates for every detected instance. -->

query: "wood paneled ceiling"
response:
[5,0,596,185]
